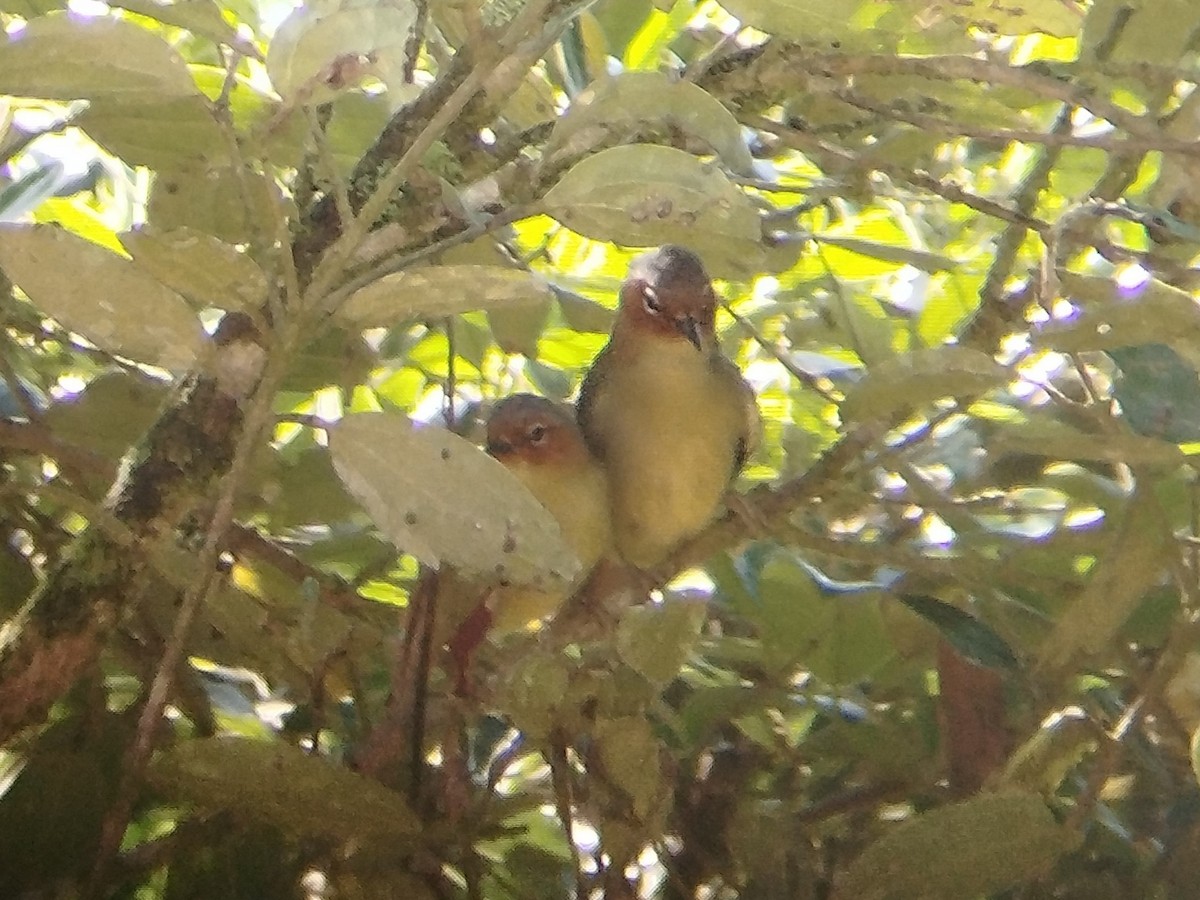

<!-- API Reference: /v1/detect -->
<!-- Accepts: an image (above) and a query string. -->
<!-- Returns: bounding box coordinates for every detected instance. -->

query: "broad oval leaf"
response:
[0,225,204,370]
[617,599,707,685]
[1035,274,1200,353]
[329,412,580,586]
[840,347,1008,421]
[834,790,1072,900]
[992,418,1183,468]
[1110,343,1200,443]
[338,265,555,327]
[543,71,754,176]
[542,144,763,278]
[122,227,268,312]
[149,737,422,846]
[0,16,202,101]
[715,0,882,48]
[1035,487,1173,673]
[268,0,418,103]
[82,95,226,170]
[898,594,1018,672]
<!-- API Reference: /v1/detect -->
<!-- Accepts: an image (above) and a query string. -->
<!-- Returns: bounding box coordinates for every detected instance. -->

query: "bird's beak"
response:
[676,314,703,351]
[487,439,512,457]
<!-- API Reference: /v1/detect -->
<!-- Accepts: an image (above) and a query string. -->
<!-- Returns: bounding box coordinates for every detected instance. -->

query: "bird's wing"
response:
[575,341,616,461]
[720,355,760,475]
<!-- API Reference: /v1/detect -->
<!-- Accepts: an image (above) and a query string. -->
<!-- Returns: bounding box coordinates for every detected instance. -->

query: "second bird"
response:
[578,245,759,569]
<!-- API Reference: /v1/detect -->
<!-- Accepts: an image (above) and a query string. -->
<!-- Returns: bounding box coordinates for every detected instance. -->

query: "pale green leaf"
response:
[616,600,707,685]
[150,737,423,846]
[329,412,581,586]
[1036,487,1173,672]
[0,225,204,370]
[992,419,1183,467]
[544,71,754,175]
[816,235,958,274]
[1036,274,1200,354]
[841,347,1008,420]
[543,144,763,278]
[488,297,552,356]
[267,0,417,103]
[834,790,1072,900]
[339,265,555,327]
[0,16,202,101]
[121,227,268,312]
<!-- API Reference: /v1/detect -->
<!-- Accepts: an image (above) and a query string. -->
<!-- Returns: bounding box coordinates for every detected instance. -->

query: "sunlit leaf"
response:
[0,16,202,101]
[122,226,268,311]
[840,347,1008,420]
[542,144,764,277]
[329,412,580,586]
[338,265,555,327]
[0,224,204,370]
[543,71,755,175]
[267,0,418,103]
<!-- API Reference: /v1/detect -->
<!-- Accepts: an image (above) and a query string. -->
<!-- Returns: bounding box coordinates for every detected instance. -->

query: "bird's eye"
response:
[528,424,548,444]
[641,285,661,315]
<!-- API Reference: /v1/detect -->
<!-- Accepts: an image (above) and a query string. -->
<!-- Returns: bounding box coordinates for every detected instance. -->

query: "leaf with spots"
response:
[329,412,581,587]
[0,224,204,370]
[542,144,764,278]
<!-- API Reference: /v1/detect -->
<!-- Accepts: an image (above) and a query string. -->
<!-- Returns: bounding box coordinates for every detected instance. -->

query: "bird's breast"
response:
[600,344,744,565]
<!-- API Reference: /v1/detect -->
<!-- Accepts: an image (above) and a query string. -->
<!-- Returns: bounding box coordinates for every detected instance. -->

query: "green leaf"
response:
[42,371,168,464]
[898,594,1018,672]
[841,347,1008,421]
[716,0,877,48]
[110,0,259,58]
[543,71,754,175]
[992,418,1183,467]
[267,0,418,103]
[889,0,1079,37]
[0,16,202,101]
[149,737,423,846]
[329,412,581,587]
[542,144,764,278]
[1036,486,1174,673]
[1110,344,1200,443]
[122,226,268,312]
[1035,274,1200,354]
[616,600,707,684]
[755,553,892,684]
[488,297,552,357]
[594,716,666,821]
[833,790,1072,900]
[0,712,130,897]
[81,95,226,170]
[148,162,283,245]
[1084,0,1200,63]
[0,224,204,370]
[338,265,555,327]
[816,235,958,274]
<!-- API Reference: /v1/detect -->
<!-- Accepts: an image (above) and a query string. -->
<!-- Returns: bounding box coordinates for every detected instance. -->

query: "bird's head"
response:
[617,245,717,351]
[485,394,588,468]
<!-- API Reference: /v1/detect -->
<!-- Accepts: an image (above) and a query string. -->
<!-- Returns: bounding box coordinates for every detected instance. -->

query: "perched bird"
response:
[578,245,759,569]
[481,393,612,633]
[357,395,611,784]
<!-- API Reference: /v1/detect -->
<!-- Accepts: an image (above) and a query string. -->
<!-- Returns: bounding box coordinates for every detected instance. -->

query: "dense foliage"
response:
[3,0,1200,897]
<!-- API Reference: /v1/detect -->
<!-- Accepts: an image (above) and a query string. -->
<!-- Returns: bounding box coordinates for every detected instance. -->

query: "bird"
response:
[577,245,759,569]
[479,392,612,634]
[356,395,611,784]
